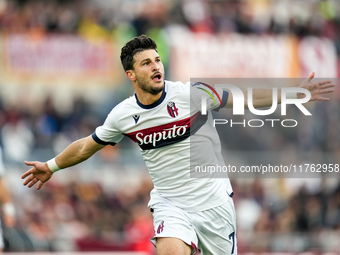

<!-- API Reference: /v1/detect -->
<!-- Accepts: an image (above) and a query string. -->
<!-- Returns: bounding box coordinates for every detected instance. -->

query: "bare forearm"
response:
[54,136,104,169]
[22,135,105,190]
[226,88,282,109]
[0,179,16,225]
[0,179,11,204]
[225,73,335,110]
[245,88,282,109]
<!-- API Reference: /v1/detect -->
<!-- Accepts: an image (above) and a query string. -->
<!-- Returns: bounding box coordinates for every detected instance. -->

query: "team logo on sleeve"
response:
[167,101,179,118]
[192,82,222,107]
[157,220,165,234]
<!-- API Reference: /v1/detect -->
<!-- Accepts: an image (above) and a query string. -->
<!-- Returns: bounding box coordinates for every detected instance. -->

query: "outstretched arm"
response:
[22,135,106,190]
[225,72,335,108]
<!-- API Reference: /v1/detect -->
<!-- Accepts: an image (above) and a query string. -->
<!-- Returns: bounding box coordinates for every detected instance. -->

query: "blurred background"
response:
[0,0,339,254]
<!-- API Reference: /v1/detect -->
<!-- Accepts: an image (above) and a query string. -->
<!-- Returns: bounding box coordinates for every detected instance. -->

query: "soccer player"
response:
[21,35,335,255]
[0,148,16,253]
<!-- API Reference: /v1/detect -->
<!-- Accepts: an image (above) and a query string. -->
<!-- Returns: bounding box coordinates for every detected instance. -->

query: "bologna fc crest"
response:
[167,101,178,118]
[157,220,165,234]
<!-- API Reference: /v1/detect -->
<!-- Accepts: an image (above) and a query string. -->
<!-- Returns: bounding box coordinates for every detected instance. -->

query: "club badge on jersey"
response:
[167,101,179,118]
[157,220,165,234]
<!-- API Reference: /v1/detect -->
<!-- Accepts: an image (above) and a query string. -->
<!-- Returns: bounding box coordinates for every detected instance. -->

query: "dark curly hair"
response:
[120,35,158,71]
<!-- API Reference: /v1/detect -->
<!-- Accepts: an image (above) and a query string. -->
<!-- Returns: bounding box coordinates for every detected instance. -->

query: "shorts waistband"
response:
[150,192,234,212]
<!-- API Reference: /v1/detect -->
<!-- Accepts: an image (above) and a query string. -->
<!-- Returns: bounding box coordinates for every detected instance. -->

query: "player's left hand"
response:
[22,161,53,190]
[299,72,336,101]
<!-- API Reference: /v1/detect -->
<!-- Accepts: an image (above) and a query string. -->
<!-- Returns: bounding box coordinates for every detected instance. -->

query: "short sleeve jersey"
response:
[93,81,233,212]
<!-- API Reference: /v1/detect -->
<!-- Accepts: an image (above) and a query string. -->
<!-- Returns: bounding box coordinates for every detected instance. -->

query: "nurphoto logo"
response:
[197,82,312,128]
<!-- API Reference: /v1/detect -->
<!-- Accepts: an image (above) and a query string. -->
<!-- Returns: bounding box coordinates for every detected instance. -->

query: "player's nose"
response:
[151,61,160,71]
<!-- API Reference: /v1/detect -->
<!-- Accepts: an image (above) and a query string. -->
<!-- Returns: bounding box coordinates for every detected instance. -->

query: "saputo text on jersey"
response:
[135,124,188,147]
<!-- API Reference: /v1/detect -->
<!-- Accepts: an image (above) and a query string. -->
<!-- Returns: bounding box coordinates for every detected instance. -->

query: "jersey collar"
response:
[135,82,167,109]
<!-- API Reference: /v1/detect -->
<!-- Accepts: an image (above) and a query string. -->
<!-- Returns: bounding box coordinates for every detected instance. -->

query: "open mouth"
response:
[152,73,162,82]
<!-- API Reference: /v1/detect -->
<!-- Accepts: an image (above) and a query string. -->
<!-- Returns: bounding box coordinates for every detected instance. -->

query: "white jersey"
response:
[93,80,233,211]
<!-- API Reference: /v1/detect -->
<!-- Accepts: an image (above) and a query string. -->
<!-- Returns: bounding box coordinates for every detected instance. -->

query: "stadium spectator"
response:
[0,147,16,252]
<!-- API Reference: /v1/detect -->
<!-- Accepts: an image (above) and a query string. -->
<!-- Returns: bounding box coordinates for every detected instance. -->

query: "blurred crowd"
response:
[0,0,339,35]
[0,0,339,253]
[0,0,340,54]
[233,178,340,252]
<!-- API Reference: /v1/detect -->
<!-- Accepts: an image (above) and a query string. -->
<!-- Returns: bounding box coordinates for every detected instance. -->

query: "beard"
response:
[136,76,164,95]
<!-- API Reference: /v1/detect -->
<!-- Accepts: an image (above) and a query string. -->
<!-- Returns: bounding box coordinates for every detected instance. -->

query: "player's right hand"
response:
[22,161,53,190]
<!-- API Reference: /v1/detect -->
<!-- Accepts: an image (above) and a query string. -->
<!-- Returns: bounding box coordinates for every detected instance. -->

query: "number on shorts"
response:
[228,232,235,254]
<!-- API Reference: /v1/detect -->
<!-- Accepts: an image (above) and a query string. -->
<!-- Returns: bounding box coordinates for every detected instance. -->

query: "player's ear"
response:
[126,70,136,82]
